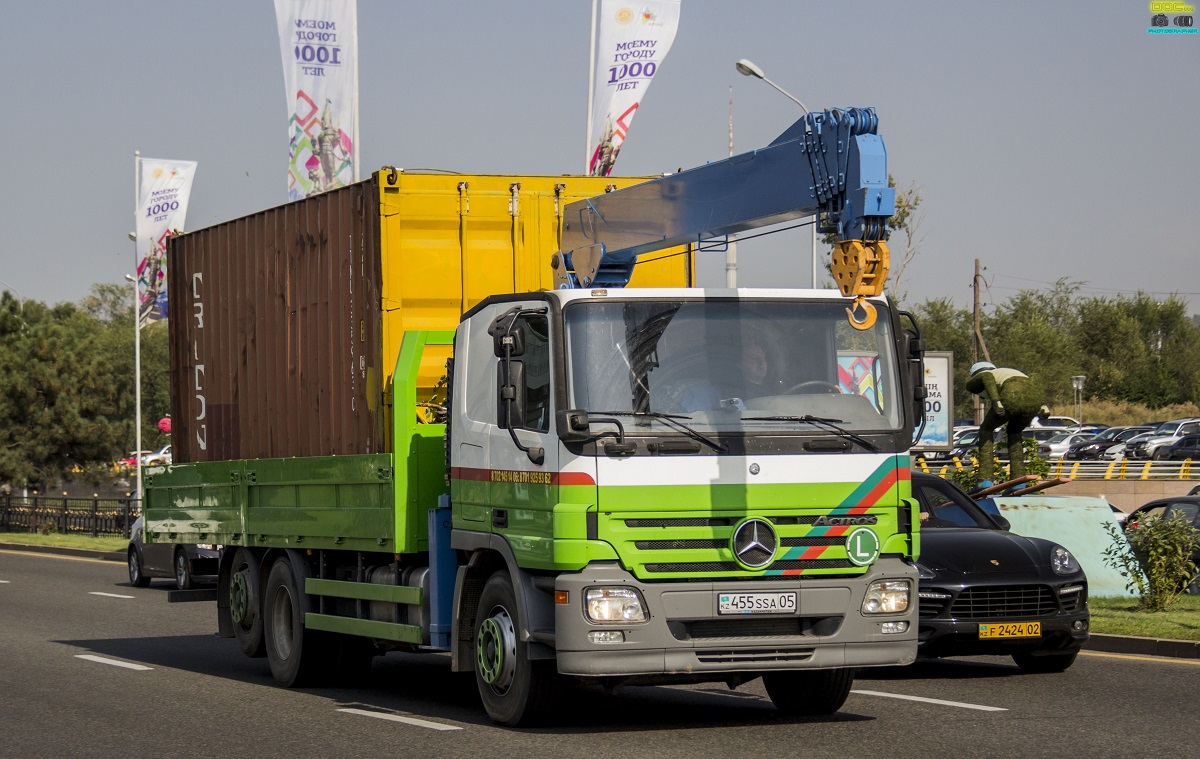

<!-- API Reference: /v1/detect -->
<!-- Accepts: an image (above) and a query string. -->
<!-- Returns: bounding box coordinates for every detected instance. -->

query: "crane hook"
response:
[845,296,877,331]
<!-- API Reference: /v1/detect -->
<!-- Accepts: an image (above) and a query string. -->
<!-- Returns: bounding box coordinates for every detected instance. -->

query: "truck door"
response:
[452,302,561,555]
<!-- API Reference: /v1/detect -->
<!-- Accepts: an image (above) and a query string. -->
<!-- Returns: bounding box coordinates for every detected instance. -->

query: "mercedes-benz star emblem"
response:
[731,518,778,569]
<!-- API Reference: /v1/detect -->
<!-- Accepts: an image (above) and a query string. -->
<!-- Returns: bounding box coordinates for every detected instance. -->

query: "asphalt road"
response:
[2,550,1197,759]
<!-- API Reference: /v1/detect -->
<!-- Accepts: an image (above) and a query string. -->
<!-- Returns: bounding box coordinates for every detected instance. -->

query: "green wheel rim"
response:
[476,608,516,692]
[229,569,249,626]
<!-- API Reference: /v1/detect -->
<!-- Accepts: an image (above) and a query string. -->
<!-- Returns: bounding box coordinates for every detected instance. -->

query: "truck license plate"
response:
[978,621,1041,639]
[718,592,797,615]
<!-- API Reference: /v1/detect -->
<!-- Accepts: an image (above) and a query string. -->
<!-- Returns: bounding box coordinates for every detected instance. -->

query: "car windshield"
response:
[1093,427,1124,442]
[564,298,903,434]
[913,477,996,528]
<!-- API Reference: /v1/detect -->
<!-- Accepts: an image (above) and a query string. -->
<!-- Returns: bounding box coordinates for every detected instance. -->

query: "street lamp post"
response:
[125,272,142,508]
[735,58,819,288]
[1070,375,1086,426]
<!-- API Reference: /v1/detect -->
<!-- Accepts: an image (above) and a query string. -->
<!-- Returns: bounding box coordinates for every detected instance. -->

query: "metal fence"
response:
[916,456,1198,482]
[0,494,138,538]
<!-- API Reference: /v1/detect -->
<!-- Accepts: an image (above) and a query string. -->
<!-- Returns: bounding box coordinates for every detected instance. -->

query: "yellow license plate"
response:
[979,621,1041,639]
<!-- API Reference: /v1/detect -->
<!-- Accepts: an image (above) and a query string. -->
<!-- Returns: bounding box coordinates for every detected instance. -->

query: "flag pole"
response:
[132,151,143,511]
[352,0,361,182]
[585,0,598,173]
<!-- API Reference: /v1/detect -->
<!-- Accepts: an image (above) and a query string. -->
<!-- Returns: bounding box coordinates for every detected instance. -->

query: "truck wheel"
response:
[228,548,265,657]
[762,668,855,716]
[1012,650,1077,673]
[263,556,326,687]
[474,571,559,726]
[128,547,151,588]
[174,548,194,590]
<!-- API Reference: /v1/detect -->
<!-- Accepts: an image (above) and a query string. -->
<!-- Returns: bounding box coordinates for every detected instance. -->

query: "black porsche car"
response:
[911,472,1090,672]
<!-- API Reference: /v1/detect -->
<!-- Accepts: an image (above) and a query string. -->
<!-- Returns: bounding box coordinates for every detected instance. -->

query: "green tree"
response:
[0,292,126,487]
[908,298,974,419]
[981,278,1084,409]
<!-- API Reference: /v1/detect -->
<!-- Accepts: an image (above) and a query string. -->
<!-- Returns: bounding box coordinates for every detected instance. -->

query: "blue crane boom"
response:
[552,107,896,327]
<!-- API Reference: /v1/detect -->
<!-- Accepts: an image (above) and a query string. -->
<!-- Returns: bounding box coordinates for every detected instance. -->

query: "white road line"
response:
[88,591,135,599]
[75,655,152,671]
[338,708,463,731]
[852,689,1008,712]
[0,579,10,583]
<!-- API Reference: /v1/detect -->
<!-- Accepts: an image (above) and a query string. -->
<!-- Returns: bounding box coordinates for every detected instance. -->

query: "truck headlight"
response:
[1051,545,1079,575]
[861,580,911,614]
[584,587,648,624]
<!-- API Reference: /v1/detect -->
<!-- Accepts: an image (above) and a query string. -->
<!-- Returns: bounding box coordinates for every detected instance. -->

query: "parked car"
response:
[119,450,153,467]
[1029,415,1081,430]
[1040,431,1095,460]
[911,472,1089,672]
[1065,425,1155,461]
[127,515,219,590]
[1158,435,1200,462]
[1124,496,1200,593]
[146,444,172,466]
[1125,418,1200,460]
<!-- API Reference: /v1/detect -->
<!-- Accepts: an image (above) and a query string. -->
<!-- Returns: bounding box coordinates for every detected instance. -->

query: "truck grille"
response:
[607,511,891,579]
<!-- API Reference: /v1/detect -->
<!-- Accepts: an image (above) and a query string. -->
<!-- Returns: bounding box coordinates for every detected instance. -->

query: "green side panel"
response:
[306,577,422,605]
[304,613,424,644]
[393,330,455,554]
[143,454,396,551]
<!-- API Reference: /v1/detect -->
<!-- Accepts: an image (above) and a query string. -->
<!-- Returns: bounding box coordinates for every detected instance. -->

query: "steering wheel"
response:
[783,380,841,395]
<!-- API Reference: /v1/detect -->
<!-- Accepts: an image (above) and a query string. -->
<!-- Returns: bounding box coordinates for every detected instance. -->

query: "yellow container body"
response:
[375,171,694,409]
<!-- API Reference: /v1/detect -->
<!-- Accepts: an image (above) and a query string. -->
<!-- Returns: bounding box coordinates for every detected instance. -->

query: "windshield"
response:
[564,298,903,434]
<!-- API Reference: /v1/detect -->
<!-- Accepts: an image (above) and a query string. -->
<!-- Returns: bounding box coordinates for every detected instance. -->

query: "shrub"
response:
[945,438,1049,493]
[1102,513,1200,611]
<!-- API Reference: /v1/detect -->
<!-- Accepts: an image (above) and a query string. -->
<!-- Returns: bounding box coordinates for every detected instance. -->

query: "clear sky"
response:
[1,0,1196,313]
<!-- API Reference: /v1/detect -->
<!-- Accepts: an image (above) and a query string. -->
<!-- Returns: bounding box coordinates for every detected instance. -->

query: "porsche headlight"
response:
[1051,545,1079,575]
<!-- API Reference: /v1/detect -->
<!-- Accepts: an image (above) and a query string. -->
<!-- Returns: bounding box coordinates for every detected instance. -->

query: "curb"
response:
[0,542,125,563]
[1085,632,1200,660]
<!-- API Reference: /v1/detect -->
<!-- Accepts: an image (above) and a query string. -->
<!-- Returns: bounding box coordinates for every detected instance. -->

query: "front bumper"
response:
[917,586,1089,658]
[554,559,917,678]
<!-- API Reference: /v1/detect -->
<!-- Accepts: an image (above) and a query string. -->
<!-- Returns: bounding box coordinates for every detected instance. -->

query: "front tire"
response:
[762,668,855,716]
[263,555,326,687]
[128,547,150,588]
[1012,650,1077,673]
[174,548,194,590]
[474,571,559,726]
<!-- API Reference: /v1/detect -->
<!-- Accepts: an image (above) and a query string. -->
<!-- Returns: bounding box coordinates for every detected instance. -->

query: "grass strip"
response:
[1089,595,1200,641]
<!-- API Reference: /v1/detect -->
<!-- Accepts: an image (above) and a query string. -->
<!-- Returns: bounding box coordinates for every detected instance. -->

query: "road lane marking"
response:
[1082,650,1200,666]
[852,689,1007,712]
[75,655,152,671]
[88,591,135,599]
[338,708,463,731]
[0,579,10,583]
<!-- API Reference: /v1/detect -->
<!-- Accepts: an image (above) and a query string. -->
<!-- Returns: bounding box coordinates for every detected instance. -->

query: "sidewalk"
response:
[2,542,1198,660]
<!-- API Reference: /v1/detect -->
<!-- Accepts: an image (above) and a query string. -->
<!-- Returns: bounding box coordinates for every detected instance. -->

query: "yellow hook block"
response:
[831,240,889,330]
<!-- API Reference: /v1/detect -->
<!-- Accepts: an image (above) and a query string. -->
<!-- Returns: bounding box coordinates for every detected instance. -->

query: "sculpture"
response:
[965,361,1049,483]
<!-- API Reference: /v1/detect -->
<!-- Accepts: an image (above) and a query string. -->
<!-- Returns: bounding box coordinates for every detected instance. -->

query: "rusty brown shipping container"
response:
[166,170,693,463]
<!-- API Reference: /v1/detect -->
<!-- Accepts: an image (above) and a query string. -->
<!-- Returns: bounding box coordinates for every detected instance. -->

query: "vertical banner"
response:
[135,158,198,325]
[588,0,681,176]
[916,352,954,451]
[275,0,359,200]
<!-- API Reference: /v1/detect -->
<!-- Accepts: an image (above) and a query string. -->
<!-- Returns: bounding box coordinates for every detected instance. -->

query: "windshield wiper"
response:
[742,414,879,452]
[590,410,726,452]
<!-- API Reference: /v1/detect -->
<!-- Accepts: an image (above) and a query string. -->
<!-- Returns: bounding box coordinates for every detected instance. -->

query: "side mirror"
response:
[556,409,592,442]
[497,361,527,428]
